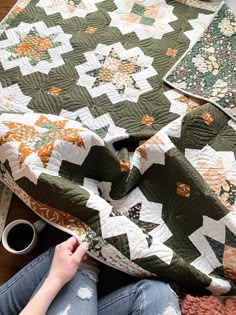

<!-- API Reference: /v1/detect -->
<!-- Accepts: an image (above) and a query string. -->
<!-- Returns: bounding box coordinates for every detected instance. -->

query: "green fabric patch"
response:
[131,3,145,16]
[140,16,155,26]
[95,125,109,138]
[70,0,83,6]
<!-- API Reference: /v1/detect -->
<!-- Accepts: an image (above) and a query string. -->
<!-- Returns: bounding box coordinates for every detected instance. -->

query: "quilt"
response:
[0,0,236,296]
[165,3,236,119]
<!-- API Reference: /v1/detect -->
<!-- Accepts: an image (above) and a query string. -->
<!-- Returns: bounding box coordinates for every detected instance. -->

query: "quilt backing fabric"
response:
[1,0,236,296]
[165,3,236,119]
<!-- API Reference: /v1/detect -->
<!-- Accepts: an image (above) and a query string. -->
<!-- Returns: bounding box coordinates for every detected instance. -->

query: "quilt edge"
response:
[0,0,31,35]
[163,1,225,83]
[162,1,236,122]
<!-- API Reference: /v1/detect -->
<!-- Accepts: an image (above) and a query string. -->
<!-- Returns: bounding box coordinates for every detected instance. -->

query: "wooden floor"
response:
[0,0,17,21]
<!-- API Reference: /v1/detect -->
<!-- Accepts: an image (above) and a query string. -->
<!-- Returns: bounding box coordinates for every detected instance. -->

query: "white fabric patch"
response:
[161,305,180,315]
[37,0,104,19]
[207,276,231,295]
[77,287,93,300]
[131,130,175,175]
[0,83,32,113]
[58,304,71,315]
[161,116,184,139]
[164,89,188,116]
[184,13,214,47]
[189,215,226,274]
[60,107,128,144]
[228,119,236,131]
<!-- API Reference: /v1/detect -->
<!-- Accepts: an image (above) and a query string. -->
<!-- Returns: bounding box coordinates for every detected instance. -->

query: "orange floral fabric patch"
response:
[48,86,62,96]
[30,197,89,235]
[201,111,214,125]
[86,27,97,33]
[12,6,23,16]
[166,48,178,57]
[176,182,190,197]
[0,115,85,168]
[120,160,130,172]
[142,115,154,126]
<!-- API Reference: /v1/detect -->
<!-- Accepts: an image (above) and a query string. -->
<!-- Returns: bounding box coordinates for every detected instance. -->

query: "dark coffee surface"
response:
[7,224,34,251]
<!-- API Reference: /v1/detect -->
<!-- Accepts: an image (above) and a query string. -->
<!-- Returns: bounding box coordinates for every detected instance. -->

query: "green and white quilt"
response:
[0,0,236,296]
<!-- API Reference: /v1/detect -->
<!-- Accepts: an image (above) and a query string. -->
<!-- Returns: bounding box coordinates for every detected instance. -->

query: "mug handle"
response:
[33,219,47,233]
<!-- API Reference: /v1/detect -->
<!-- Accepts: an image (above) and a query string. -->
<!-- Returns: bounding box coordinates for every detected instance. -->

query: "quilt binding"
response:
[163,1,236,122]
[0,0,31,36]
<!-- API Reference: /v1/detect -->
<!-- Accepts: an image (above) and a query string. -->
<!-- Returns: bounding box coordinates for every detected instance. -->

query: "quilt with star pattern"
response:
[0,0,236,296]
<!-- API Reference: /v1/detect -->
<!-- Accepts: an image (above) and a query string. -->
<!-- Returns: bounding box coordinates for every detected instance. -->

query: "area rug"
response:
[2,0,236,297]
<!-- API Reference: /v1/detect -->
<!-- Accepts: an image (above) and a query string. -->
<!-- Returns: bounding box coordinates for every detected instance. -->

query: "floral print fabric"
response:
[76,42,157,104]
[0,21,73,75]
[165,4,236,119]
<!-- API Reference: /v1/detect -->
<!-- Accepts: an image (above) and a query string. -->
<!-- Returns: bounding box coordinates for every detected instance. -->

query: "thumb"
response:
[73,242,89,263]
[64,236,78,249]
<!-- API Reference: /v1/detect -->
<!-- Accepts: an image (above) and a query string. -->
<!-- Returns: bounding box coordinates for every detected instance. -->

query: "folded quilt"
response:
[1,0,236,297]
[165,2,236,119]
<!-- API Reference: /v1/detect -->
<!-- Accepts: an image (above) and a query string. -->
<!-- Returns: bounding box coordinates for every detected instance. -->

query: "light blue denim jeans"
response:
[0,247,181,315]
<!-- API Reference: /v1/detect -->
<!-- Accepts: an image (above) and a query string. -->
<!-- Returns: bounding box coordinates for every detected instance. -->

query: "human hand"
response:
[47,236,89,288]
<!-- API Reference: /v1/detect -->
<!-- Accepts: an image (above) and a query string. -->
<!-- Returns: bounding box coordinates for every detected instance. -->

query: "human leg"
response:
[41,267,98,315]
[98,279,181,315]
[0,247,54,315]
[0,246,98,315]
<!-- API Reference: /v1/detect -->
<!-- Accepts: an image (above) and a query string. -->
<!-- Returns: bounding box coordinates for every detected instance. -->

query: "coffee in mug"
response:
[7,223,34,251]
[2,219,46,255]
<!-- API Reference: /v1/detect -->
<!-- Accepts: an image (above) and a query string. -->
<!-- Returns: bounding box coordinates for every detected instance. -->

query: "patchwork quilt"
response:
[0,0,236,296]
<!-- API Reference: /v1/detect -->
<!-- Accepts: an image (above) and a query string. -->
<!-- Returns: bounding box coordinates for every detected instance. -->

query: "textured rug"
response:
[181,294,236,315]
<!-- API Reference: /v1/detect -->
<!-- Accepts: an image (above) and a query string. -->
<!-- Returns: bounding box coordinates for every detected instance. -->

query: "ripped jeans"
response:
[0,247,181,315]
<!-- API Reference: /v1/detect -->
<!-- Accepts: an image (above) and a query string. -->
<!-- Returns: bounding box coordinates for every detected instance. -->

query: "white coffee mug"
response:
[2,219,47,255]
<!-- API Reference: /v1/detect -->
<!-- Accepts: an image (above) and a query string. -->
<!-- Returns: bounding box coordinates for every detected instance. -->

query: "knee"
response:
[136,279,180,312]
[137,279,176,297]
